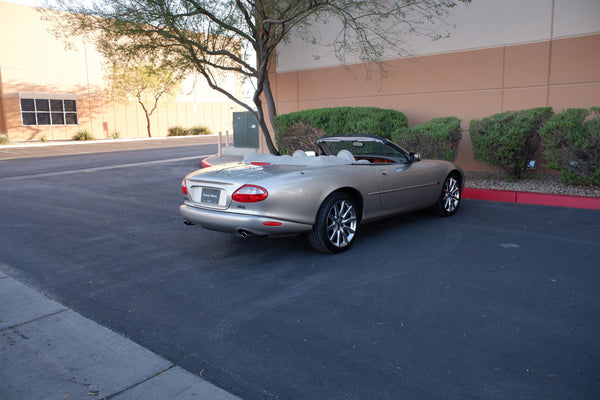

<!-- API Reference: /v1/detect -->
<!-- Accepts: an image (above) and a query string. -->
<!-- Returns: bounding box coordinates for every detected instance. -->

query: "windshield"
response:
[318,136,410,164]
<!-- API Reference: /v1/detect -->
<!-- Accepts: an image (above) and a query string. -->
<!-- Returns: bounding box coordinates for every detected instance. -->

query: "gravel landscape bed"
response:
[465,171,600,198]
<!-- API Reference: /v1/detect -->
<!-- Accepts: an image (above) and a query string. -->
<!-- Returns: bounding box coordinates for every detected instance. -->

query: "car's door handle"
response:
[381,171,389,176]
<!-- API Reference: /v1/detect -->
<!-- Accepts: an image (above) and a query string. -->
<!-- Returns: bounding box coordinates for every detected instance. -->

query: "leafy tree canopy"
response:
[43,0,471,154]
[108,64,182,137]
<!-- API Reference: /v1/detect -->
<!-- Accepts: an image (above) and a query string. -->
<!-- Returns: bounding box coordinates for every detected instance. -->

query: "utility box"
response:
[233,112,259,148]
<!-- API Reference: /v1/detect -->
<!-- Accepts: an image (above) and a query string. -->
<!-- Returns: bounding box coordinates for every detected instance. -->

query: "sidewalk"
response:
[1,139,241,399]
[0,270,240,400]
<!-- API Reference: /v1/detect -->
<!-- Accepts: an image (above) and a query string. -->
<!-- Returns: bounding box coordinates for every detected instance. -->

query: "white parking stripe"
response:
[0,155,210,181]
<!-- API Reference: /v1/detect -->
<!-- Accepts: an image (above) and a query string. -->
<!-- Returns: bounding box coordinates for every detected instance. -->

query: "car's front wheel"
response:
[432,173,462,216]
[308,192,358,253]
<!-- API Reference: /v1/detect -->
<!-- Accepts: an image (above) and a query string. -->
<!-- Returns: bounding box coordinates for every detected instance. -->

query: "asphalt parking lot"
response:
[1,140,599,399]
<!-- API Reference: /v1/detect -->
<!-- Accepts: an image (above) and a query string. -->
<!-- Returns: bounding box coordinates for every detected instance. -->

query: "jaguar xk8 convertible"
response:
[180,135,463,253]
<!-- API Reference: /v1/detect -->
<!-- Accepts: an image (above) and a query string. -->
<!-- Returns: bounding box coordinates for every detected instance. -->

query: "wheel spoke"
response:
[442,177,460,212]
[325,199,357,248]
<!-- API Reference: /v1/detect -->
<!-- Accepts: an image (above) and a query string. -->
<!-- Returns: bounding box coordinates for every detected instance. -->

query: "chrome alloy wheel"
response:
[442,176,461,213]
[325,199,357,248]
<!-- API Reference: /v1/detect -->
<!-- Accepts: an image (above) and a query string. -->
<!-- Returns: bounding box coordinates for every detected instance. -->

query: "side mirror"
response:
[410,152,421,163]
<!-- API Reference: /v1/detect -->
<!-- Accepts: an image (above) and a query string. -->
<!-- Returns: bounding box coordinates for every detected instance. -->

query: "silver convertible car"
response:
[180,135,463,253]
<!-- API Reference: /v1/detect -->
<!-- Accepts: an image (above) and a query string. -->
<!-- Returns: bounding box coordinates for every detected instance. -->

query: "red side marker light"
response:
[263,221,282,226]
[251,162,271,166]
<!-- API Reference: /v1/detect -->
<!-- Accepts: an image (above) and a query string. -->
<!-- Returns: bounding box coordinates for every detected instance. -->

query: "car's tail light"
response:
[232,185,268,203]
[181,178,188,195]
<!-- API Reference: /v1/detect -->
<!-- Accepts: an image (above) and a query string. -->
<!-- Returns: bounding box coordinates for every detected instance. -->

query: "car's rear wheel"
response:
[432,173,461,216]
[308,192,358,253]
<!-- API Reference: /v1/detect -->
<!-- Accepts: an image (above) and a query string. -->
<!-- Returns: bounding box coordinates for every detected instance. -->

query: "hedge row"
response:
[470,107,553,181]
[274,106,599,185]
[274,107,459,161]
[392,117,462,162]
[168,126,212,136]
[540,107,600,185]
[274,107,408,155]
[470,107,600,184]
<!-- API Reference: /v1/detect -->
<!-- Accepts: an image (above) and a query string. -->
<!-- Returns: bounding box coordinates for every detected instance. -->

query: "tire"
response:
[432,173,462,217]
[308,192,358,253]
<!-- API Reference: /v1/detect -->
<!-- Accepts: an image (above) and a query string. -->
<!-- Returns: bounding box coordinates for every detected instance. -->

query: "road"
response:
[1,142,599,399]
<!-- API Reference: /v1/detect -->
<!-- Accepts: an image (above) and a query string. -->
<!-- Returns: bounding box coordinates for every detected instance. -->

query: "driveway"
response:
[0,142,599,399]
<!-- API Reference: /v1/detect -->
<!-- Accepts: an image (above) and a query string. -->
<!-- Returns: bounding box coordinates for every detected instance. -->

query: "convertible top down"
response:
[180,135,463,253]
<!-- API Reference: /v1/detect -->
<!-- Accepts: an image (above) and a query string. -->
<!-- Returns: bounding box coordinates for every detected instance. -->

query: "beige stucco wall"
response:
[0,1,243,141]
[271,0,600,172]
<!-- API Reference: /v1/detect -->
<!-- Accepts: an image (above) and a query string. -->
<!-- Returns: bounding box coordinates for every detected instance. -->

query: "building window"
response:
[20,94,78,126]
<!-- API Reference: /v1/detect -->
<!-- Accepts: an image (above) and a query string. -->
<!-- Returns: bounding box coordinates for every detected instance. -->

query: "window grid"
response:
[20,97,78,126]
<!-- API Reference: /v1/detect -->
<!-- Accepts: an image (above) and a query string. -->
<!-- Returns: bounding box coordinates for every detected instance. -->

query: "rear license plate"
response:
[201,188,221,204]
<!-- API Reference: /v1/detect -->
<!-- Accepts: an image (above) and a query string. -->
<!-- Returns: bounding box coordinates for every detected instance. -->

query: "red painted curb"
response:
[463,187,600,210]
[201,155,217,168]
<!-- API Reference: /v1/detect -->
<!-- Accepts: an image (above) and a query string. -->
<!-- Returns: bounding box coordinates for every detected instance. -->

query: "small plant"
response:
[189,126,212,135]
[392,117,462,161]
[72,129,95,141]
[0,133,10,145]
[470,107,553,180]
[168,126,212,136]
[41,135,48,142]
[540,107,600,185]
[168,126,186,136]
[112,131,120,139]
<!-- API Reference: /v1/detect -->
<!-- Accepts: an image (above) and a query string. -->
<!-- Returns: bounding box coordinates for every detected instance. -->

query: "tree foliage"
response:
[107,64,182,137]
[42,0,471,154]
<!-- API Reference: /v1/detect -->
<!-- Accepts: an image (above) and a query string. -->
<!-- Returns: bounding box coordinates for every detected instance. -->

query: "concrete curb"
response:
[0,272,241,400]
[462,187,600,210]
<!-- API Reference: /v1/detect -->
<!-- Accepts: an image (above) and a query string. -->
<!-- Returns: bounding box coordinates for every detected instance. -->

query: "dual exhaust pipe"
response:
[182,220,251,239]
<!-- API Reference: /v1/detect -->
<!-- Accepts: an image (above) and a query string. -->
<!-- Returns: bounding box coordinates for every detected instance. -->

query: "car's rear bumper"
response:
[179,203,313,237]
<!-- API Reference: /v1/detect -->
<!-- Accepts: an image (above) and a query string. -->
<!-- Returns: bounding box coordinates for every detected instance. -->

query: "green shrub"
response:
[189,126,212,135]
[168,126,212,136]
[470,107,553,180]
[539,107,600,185]
[0,133,9,145]
[168,126,187,136]
[392,117,462,161]
[276,121,326,155]
[72,130,94,141]
[274,107,408,154]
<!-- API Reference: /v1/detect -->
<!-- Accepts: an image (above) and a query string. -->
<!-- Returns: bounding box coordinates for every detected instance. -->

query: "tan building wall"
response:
[0,1,243,142]
[270,0,600,172]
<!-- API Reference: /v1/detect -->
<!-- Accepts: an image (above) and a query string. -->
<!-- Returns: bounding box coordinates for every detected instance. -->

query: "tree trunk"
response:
[145,112,152,138]
[254,97,279,155]
[254,49,279,155]
[138,100,152,138]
